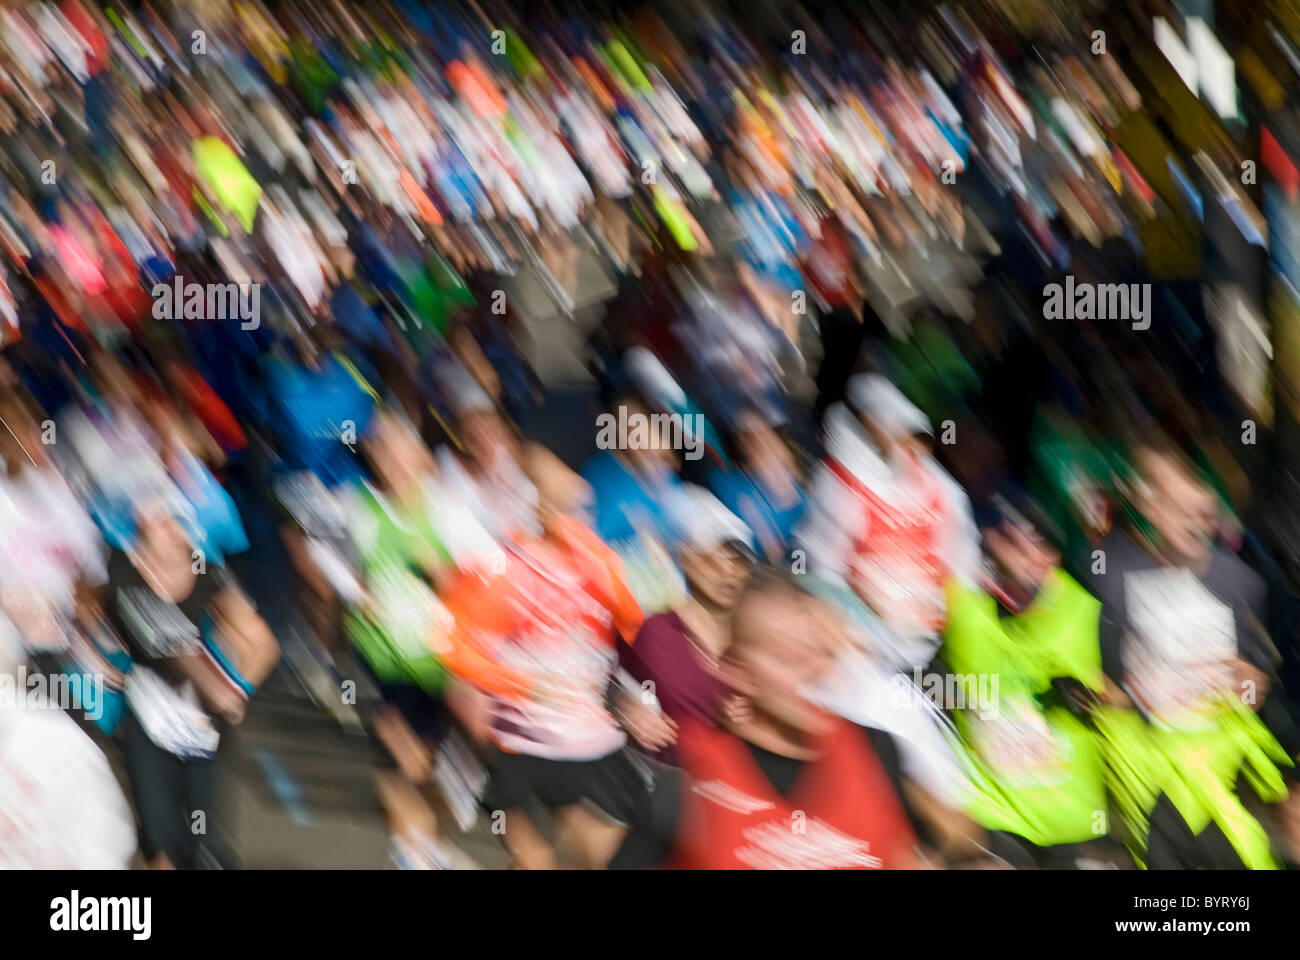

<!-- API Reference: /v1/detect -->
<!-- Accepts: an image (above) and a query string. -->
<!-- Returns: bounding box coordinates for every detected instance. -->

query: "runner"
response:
[338,409,495,867]
[102,500,279,869]
[442,446,647,869]
[942,491,1125,868]
[580,388,690,613]
[0,624,137,869]
[615,486,756,762]
[1086,440,1291,869]
[798,372,980,671]
[707,408,809,564]
[0,392,105,664]
[610,571,952,869]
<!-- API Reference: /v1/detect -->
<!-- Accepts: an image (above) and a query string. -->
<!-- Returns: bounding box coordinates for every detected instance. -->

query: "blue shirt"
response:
[579,451,686,549]
[708,466,808,560]
[265,353,375,488]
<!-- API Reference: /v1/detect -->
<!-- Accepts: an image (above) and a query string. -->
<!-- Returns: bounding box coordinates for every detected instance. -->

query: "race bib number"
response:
[975,697,1067,786]
[1123,568,1237,730]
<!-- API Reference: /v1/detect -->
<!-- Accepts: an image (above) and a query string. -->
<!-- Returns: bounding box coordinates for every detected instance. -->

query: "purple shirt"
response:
[620,611,731,763]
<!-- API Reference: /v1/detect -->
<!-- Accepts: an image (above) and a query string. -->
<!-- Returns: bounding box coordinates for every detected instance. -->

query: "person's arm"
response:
[170,579,280,723]
[1230,573,1275,710]
[171,651,250,722]
[900,777,989,861]
[794,462,858,584]
[941,484,982,589]
[1236,570,1277,672]
[609,625,679,754]
[208,583,280,691]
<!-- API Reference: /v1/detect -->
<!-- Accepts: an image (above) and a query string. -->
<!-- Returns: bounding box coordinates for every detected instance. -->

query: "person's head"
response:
[366,409,434,496]
[845,373,932,462]
[673,486,756,609]
[458,407,517,474]
[133,498,193,565]
[731,407,795,475]
[978,492,1060,601]
[522,442,592,530]
[680,542,755,611]
[723,571,843,739]
[1131,439,1217,566]
[609,389,681,474]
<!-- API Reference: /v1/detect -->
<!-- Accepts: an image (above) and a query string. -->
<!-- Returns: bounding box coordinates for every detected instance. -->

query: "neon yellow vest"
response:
[1091,700,1290,870]
[944,571,1108,847]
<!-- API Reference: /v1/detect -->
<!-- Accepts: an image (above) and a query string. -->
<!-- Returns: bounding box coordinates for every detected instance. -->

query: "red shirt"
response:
[827,453,948,632]
[671,717,916,869]
[802,216,856,311]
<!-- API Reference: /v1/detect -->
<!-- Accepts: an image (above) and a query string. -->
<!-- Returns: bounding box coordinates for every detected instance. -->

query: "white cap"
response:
[672,484,756,557]
[846,373,932,437]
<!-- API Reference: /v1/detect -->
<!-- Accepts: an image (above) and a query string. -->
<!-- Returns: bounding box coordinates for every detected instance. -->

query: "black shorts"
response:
[484,746,650,827]
[122,712,216,868]
[352,649,448,743]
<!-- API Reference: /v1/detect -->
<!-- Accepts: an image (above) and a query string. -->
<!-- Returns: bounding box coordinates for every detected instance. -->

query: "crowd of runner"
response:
[2,0,1300,870]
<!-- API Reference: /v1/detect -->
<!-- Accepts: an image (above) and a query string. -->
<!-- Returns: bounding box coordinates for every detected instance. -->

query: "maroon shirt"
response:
[619,611,731,764]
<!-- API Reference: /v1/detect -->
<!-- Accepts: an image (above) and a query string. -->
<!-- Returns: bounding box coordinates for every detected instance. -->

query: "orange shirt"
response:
[443,514,643,759]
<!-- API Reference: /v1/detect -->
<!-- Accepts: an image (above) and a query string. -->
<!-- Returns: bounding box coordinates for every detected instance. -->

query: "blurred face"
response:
[527,447,593,528]
[136,511,191,564]
[616,399,680,474]
[984,522,1056,596]
[728,593,842,737]
[680,544,754,610]
[904,432,934,459]
[370,418,432,495]
[460,410,516,473]
[735,412,790,473]
[1136,450,1216,564]
[856,413,906,463]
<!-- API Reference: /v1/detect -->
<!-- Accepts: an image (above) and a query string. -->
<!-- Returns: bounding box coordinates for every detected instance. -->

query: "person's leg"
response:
[374,686,451,866]
[547,750,644,869]
[553,803,627,869]
[184,755,217,868]
[376,770,441,866]
[122,714,188,869]
[279,524,344,664]
[485,751,554,869]
[499,808,557,869]
[373,702,433,782]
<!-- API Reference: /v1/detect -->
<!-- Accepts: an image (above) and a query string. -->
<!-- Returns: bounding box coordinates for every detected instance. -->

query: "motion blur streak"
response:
[1,0,1300,871]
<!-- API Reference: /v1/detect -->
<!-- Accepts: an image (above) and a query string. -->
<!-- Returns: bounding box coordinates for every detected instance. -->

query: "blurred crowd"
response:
[4,0,1300,871]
